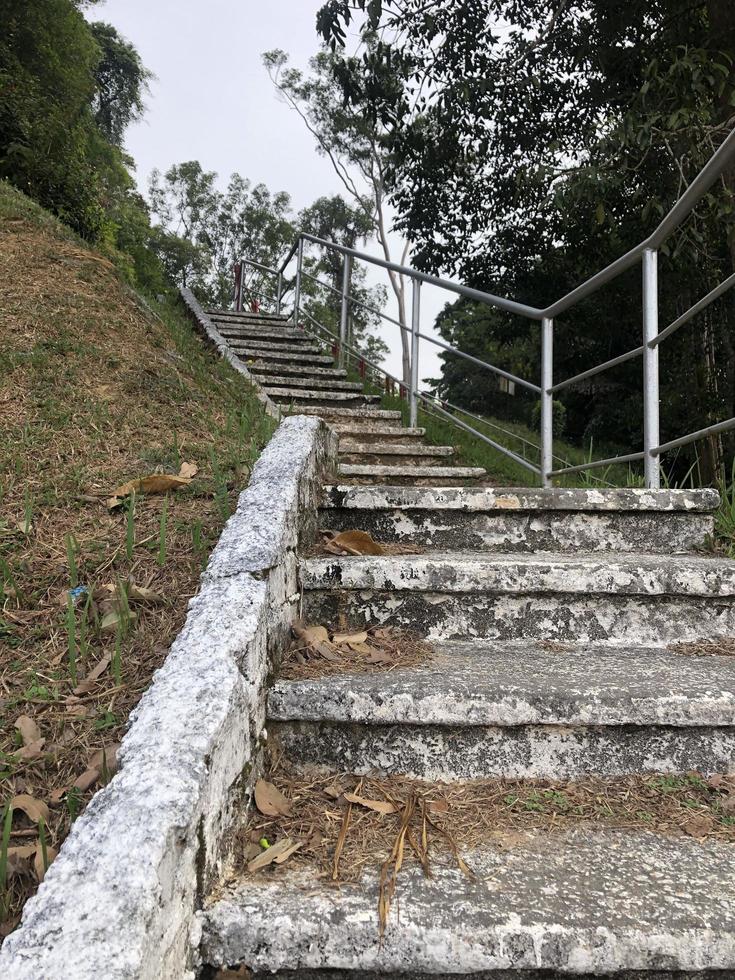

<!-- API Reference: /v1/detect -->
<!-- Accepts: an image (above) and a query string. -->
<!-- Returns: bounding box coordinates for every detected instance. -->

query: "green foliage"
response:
[89,21,152,146]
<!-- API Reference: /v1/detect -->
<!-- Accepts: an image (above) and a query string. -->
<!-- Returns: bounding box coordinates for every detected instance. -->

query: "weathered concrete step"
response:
[319,486,718,554]
[301,551,735,643]
[206,309,290,322]
[261,375,364,392]
[267,389,381,407]
[213,325,308,342]
[250,363,348,380]
[227,338,323,354]
[338,464,486,485]
[332,425,426,441]
[201,830,735,975]
[235,348,334,366]
[283,406,404,423]
[269,641,735,779]
[339,442,454,458]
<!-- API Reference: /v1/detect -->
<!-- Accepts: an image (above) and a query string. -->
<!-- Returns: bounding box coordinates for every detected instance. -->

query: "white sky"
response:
[92,0,447,383]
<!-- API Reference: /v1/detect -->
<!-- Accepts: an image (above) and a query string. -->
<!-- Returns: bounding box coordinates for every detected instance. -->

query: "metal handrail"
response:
[234,126,735,488]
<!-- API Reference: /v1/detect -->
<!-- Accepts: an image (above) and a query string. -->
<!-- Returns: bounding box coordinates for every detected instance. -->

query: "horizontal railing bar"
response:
[652,416,735,455]
[299,233,544,319]
[241,258,279,277]
[415,331,541,394]
[549,451,645,477]
[431,397,542,455]
[300,269,409,332]
[651,273,735,347]
[550,346,644,393]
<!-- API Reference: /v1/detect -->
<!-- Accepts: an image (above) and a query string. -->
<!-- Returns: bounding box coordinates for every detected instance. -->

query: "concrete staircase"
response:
[200,310,735,978]
[207,309,487,485]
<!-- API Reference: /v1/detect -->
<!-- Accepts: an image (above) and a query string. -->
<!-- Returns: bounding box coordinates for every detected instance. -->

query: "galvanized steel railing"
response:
[234,127,735,488]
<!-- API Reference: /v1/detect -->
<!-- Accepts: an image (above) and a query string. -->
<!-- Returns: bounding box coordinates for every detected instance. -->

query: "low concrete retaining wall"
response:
[0,415,337,980]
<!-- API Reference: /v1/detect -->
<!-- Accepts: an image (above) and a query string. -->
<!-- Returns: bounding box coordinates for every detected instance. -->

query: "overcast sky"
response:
[93,0,446,382]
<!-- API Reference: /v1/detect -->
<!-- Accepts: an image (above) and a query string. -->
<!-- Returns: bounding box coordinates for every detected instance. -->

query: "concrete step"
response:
[235,348,334,367]
[250,363,348,380]
[338,443,455,466]
[213,325,309,343]
[227,337,323,355]
[282,406,404,423]
[260,376,365,392]
[318,487,719,554]
[337,464,486,486]
[269,640,735,779]
[201,829,735,975]
[266,389,381,407]
[205,309,291,324]
[333,425,426,442]
[300,551,735,643]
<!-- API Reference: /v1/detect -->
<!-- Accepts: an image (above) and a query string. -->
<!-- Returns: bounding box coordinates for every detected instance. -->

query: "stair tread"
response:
[251,364,348,378]
[339,442,454,456]
[320,485,721,513]
[201,829,735,974]
[228,339,323,354]
[262,377,364,391]
[235,349,334,365]
[283,407,403,420]
[269,639,735,727]
[338,464,485,478]
[268,389,380,402]
[333,425,426,437]
[300,549,735,596]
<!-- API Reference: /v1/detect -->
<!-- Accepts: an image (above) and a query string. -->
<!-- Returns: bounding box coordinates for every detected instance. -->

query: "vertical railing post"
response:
[339,254,351,369]
[293,238,303,327]
[276,272,283,316]
[642,248,661,489]
[540,316,554,487]
[233,261,243,313]
[410,279,421,428]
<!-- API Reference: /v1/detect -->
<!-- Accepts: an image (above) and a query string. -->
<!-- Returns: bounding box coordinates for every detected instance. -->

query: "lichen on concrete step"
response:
[200,829,735,975]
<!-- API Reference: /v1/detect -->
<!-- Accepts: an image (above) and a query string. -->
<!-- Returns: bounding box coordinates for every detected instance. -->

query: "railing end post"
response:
[540,317,554,488]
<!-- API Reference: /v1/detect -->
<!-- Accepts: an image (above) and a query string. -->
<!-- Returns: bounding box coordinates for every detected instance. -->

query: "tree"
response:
[89,22,152,147]
[263,48,412,384]
[148,162,295,306]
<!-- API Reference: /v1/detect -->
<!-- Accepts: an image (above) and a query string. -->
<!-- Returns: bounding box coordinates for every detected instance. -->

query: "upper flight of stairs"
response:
[207,309,487,485]
[199,308,735,978]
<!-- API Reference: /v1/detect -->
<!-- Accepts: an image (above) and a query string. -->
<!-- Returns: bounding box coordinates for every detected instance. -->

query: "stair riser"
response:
[318,509,714,554]
[251,365,347,380]
[283,406,403,423]
[237,351,334,366]
[261,378,364,392]
[303,591,735,643]
[339,451,453,466]
[271,720,735,780]
[228,340,322,354]
[270,394,380,408]
[334,427,426,443]
[247,973,732,979]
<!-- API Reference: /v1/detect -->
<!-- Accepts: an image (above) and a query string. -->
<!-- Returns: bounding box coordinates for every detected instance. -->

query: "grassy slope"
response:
[0,181,275,933]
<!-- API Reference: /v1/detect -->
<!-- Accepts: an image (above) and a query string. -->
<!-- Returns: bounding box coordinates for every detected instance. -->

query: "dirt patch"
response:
[0,203,274,934]
[230,762,735,889]
[669,637,735,657]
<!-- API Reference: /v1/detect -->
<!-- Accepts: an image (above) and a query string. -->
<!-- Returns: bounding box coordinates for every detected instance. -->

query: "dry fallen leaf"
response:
[178,461,198,479]
[10,794,50,825]
[332,630,369,646]
[428,799,450,814]
[329,530,384,556]
[6,845,36,877]
[14,715,41,745]
[247,837,300,872]
[100,610,137,634]
[343,792,397,815]
[89,743,120,778]
[107,466,196,509]
[254,779,292,817]
[73,652,112,693]
[127,581,164,605]
[292,622,342,663]
[33,845,57,883]
[682,813,715,838]
[73,768,100,793]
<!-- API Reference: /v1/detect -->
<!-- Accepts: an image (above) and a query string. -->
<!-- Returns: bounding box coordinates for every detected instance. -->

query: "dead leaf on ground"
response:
[326,529,384,556]
[254,779,292,817]
[247,837,302,872]
[106,461,197,509]
[100,610,137,634]
[343,792,397,815]
[10,795,50,825]
[428,799,450,814]
[126,581,164,605]
[682,813,715,838]
[292,622,342,663]
[33,845,58,883]
[73,652,112,693]
[333,630,369,646]
[89,743,120,778]
[14,715,41,746]
[6,845,36,878]
[73,769,100,793]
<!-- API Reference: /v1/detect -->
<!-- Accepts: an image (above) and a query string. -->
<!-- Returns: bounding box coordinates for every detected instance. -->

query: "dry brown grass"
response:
[0,186,275,935]
[279,624,434,680]
[232,761,735,890]
[669,637,735,657]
